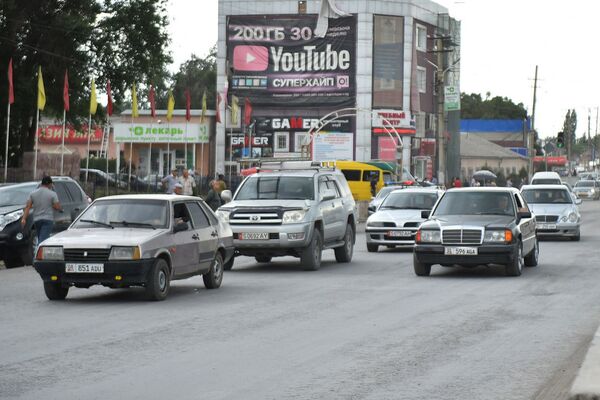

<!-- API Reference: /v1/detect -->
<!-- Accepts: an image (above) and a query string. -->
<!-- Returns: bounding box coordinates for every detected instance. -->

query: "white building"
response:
[216,0,460,177]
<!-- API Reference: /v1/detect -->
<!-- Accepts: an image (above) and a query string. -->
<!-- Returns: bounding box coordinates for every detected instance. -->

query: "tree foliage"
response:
[171,46,217,110]
[562,109,577,150]
[460,93,527,120]
[0,0,172,166]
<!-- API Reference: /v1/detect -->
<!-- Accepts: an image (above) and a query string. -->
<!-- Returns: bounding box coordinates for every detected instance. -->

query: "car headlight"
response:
[0,209,24,231]
[282,210,306,224]
[484,229,512,243]
[216,210,230,223]
[36,246,64,261]
[109,246,141,260]
[416,230,440,243]
[568,212,578,223]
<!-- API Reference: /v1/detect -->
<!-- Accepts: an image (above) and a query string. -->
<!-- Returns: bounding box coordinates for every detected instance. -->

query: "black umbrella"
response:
[472,170,497,185]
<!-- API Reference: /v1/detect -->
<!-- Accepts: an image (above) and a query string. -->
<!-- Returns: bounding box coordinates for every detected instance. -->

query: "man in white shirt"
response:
[179,169,196,196]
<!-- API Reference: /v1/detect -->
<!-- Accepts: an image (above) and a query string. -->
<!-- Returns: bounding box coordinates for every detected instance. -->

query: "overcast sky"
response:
[168,0,597,139]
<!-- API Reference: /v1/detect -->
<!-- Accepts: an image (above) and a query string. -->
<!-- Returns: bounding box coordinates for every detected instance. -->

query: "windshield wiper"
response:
[110,220,156,229]
[79,219,114,229]
[473,212,511,216]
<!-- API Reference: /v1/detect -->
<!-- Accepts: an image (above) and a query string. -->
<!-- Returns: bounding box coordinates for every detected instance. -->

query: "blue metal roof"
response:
[460,119,531,133]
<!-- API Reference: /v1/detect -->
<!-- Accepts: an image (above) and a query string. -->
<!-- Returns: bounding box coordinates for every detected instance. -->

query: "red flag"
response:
[7,58,14,104]
[185,89,191,121]
[216,92,222,124]
[63,70,69,112]
[106,80,113,117]
[244,97,252,126]
[149,85,156,118]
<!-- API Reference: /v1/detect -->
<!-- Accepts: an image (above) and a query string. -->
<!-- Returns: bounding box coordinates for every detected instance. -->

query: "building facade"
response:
[216,0,460,176]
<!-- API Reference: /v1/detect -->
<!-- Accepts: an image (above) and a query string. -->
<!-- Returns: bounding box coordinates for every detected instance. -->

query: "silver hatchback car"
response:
[33,194,234,301]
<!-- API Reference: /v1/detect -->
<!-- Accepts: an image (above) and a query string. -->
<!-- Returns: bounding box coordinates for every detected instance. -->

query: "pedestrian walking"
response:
[20,176,63,248]
[161,168,179,194]
[179,169,196,196]
[205,180,223,211]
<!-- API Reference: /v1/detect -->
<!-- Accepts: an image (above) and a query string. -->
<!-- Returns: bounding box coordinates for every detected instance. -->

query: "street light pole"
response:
[436,37,446,186]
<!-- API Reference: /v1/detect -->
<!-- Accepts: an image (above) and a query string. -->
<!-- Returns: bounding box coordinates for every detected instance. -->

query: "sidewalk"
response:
[570,324,600,399]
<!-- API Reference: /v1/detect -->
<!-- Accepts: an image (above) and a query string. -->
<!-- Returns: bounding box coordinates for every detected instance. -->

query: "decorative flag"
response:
[63,70,69,112]
[37,66,46,111]
[244,97,253,125]
[149,85,156,118]
[7,58,14,105]
[201,90,207,123]
[131,83,139,118]
[185,89,191,121]
[89,78,97,115]
[167,89,175,121]
[106,80,113,117]
[231,95,239,123]
[216,92,222,124]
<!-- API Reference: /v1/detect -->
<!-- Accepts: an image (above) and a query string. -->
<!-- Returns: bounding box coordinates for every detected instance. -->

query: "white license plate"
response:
[388,230,412,237]
[444,247,478,256]
[537,223,557,230]
[65,263,104,273]
[240,232,269,240]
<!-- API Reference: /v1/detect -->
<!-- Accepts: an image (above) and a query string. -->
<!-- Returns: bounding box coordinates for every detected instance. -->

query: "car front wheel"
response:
[505,242,524,276]
[43,282,69,300]
[301,229,322,271]
[413,253,431,276]
[203,252,224,289]
[524,238,539,267]
[334,224,354,263]
[145,258,170,301]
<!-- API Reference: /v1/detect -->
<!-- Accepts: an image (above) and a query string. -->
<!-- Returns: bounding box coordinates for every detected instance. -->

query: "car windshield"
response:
[376,186,399,199]
[575,181,594,188]
[380,192,438,210]
[73,199,169,229]
[433,191,515,216]
[522,189,572,204]
[235,176,314,200]
[0,183,38,207]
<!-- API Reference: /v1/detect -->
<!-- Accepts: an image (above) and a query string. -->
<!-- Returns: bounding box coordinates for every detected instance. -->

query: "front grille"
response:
[404,222,420,228]
[230,212,282,225]
[442,229,482,245]
[535,215,559,223]
[368,221,396,228]
[64,248,110,262]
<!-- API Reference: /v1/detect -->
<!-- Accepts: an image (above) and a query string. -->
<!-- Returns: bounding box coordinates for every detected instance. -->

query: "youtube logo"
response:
[233,45,269,71]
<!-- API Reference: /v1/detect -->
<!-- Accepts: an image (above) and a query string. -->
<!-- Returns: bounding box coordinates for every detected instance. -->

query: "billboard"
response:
[38,125,103,144]
[227,14,356,106]
[312,131,354,161]
[113,123,209,143]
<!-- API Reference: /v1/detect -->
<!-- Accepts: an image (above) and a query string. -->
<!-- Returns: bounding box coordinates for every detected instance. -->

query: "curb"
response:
[570,325,600,399]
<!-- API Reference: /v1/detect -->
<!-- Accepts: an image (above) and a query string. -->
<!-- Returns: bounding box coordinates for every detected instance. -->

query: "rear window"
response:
[532,178,561,185]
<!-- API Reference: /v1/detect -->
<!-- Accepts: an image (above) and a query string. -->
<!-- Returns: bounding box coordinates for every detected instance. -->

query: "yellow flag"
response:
[89,78,98,115]
[231,95,239,123]
[131,83,139,118]
[201,90,207,123]
[167,89,175,121]
[37,66,46,111]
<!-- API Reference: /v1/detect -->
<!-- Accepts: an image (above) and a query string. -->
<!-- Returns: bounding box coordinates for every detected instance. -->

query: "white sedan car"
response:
[365,188,443,252]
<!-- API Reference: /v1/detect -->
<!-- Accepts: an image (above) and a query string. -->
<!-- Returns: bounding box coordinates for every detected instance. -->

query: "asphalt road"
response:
[2,201,600,400]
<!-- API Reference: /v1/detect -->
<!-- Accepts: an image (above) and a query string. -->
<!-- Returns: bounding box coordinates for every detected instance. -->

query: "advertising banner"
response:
[254,116,352,133]
[38,125,102,144]
[227,14,356,106]
[444,86,460,111]
[113,123,209,143]
[312,131,354,161]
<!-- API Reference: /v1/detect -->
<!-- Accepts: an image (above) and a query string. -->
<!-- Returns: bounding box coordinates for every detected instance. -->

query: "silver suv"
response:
[217,162,357,270]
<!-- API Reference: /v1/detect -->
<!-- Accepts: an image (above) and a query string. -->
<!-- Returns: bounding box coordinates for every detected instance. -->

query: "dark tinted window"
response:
[362,170,380,182]
[341,169,361,181]
[64,182,84,202]
[532,178,561,185]
[187,202,210,229]
[53,183,71,203]
[434,192,515,216]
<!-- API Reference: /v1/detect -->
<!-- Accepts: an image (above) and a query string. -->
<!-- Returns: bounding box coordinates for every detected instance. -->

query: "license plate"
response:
[240,232,269,240]
[65,263,104,273]
[388,230,412,237]
[444,247,478,256]
[537,223,557,230]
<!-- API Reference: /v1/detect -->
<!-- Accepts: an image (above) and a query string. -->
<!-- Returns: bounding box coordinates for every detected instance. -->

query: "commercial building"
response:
[460,134,528,180]
[216,0,460,178]
[36,121,118,160]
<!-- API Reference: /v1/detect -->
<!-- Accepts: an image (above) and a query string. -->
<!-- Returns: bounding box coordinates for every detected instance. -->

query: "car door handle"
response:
[192,234,200,240]
[211,231,218,237]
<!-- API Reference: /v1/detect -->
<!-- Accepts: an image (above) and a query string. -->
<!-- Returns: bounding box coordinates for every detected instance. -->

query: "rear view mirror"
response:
[421,210,431,219]
[221,190,232,203]
[517,211,532,220]
[575,198,582,205]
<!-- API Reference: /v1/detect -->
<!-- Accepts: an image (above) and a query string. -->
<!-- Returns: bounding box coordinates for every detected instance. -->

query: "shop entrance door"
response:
[159,149,176,177]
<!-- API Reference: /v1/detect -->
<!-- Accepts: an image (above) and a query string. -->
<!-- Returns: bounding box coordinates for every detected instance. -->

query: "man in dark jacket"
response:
[205,180,223,211]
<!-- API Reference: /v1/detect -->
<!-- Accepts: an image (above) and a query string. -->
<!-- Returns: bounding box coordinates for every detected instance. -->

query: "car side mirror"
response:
[173,221,188,233]
[421,210,431,219]
[517,211,532,220]
[575,198,582,205]
[221,190,232,203]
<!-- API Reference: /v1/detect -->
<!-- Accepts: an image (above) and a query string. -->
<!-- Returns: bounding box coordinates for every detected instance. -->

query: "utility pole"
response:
[528,65,538,179]
[436,36,446,186]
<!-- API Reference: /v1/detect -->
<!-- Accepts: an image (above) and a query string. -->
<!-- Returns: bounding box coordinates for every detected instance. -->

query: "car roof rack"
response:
[255,158,336,172]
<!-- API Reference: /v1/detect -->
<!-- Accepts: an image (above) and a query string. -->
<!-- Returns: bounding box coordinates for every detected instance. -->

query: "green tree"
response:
[460,92,527,119]
[0,0,172,166]
[171,45,217,110]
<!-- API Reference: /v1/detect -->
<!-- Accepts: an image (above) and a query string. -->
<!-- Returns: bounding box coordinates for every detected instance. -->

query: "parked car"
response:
[368,185,404,215]
[573,180,600,200]
[33,194,233,301]
[81,168,126,188]
[216,161,357,271]
[0,177,90,268]
[366,188,443,252]
[413,187,538,277]
[521,185,581,241]
[579,172,599,181]
[142,174,164,191]
[531,171,562,185]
